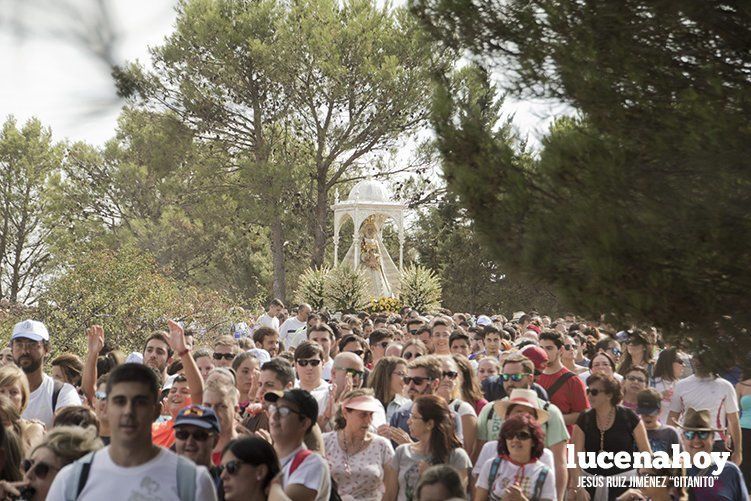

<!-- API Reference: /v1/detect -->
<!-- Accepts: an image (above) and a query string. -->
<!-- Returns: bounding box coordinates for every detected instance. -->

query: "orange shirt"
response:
[152,419,175,448]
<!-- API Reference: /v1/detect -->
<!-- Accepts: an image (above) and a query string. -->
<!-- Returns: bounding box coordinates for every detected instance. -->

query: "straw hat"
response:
[493,388,549,424]
[676,408,724,432]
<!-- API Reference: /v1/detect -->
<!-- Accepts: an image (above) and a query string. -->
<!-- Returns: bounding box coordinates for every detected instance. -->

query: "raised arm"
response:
[81,325,104,406]
[166,320,204,405]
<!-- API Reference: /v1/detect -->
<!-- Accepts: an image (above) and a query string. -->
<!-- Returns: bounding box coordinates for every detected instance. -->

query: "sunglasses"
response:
[296,358,322,367]
[344,368,364,379]
[611,348,622,357]
[219,459,245,475]
[403,351,422,360]
[22,458,60,479]
[586,388,608,396]
[500,373,527,382]
[403,376,434,386]
[213,353,234,361]
[349,350,364,357]
[625,376,646,384]
[175,429,212,441]
[268,404,304,418]
[503,431,532,441]
[683,431,712,441]
[563,344,575,350]
[409,329,418,335]
[94,390,107,400]
[442,371,458,380]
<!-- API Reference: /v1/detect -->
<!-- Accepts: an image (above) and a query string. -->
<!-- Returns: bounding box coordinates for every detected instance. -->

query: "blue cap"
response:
[174,405,220,433]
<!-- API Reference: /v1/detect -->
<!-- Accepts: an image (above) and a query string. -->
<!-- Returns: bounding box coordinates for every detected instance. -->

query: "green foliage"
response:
[414,1,751,367]
[35,246,233,356]
[409,194,562,314]
[398,265,442,313]
[295,266,330,311]
[115,0,450,291]
[0,116,64,303]
[323,266,371,314]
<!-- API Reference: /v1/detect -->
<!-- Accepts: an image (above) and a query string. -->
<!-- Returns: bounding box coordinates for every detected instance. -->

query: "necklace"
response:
[596,407,615,452]
[341,431,367,476]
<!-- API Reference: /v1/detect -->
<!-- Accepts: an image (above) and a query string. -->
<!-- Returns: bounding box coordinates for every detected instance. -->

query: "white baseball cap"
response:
[11,319,49,342]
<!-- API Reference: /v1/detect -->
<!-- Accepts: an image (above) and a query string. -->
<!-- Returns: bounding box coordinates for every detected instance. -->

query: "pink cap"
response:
[343,395,382,413]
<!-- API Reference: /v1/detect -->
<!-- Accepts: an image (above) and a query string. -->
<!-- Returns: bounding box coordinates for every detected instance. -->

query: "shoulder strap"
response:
[64,451,96,501]
[453,400,462,412]
[487,456,503,488]
[176,454,197,501]
[290,449,313,475]
[532,464,550,500]
[546,371,576,400]
[52,379,65,410]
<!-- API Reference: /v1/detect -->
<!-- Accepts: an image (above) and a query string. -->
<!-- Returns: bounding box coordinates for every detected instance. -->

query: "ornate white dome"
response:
[347,179,389,202]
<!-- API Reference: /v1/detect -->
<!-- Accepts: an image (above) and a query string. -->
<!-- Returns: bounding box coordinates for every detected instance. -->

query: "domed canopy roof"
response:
[347,179,389,203]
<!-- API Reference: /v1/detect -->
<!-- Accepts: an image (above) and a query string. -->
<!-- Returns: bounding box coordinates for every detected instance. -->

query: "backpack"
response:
[52,378,64,410]
[63,451,197,501]
[487,457,549,501]
[289,449,342,501]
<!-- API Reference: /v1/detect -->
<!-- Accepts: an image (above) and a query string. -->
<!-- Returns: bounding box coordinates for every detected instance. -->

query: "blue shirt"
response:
[687,461,748,501]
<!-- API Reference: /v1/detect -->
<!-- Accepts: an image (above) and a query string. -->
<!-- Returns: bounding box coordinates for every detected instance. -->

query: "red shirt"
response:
[537,367,590,433]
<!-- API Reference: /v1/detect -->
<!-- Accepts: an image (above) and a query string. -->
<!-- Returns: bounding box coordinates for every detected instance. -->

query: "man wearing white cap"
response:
[11,319,81,428]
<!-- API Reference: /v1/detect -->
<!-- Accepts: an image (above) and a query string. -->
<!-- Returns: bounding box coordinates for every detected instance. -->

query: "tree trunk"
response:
[270,214,287,302]
[310,179,328,268]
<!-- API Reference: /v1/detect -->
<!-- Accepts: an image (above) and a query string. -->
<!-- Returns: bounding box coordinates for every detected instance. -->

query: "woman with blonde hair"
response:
[368,356,409,421]
[0,425,103,500]
[0,365,44,452]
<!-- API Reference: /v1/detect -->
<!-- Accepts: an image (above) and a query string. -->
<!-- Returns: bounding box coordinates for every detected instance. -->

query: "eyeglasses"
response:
[296,358,322,367]
[403,351,422,360]
[442,371,458,380]
[22,458,60,479]
[563,344,575,350]
[268,404,303,418]
[94,391,107,400]
[409,329,418,335]
[175,429,212,441]
[500,373,527,382]
[213,353,234,361]
[611,348,622,357]
[12,340,41,351]
[683,431,711,441]
[349,349,364,357]
[503,431,532,441]
[586,388,608,396]
[403,376,434,386]
[219,459,245,475]
[625,376,646,384]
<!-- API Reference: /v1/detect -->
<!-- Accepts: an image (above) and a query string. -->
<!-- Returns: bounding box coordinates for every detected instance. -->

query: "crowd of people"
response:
[0,301,747,500]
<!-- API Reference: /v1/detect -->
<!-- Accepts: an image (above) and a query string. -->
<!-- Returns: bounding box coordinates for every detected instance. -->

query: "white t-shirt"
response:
[322,359,334,381]
[279,317,307,350]
[669,375,739,441]
[476,454,556,501]
[473,441,555,484]
[256,313,280,331]
[46,446,217,501]
[280,446,331,501]
[23,373,81,428]
[295,380,331,417]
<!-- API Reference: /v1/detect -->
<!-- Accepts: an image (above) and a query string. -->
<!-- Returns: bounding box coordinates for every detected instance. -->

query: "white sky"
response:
[0,1,563,148]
